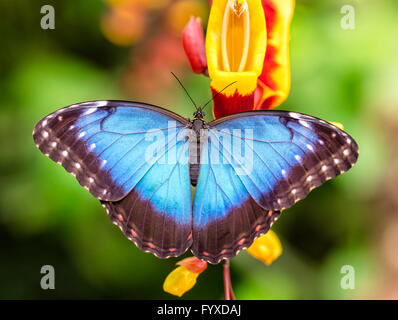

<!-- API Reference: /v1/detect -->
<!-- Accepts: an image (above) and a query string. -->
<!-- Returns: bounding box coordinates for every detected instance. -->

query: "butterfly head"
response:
[193,108,205,120]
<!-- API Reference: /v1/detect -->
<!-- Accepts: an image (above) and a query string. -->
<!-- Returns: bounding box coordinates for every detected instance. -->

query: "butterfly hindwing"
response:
[33,100,193,258]
[191,133,281,263]
[101,136,192,258]
[191,110,358,263]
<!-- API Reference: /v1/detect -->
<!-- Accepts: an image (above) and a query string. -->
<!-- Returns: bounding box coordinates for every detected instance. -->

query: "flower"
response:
[163,257,207,297]
[182,0,295,118]
[247,230,282,265]
[206,0,267,118]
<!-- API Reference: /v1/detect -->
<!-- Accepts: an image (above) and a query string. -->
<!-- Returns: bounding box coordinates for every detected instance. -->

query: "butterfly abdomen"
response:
[189,137,201,187]
[189,119,204,187]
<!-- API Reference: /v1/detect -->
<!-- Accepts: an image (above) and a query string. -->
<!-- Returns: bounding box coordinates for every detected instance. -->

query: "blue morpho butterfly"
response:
[33,100,358,264]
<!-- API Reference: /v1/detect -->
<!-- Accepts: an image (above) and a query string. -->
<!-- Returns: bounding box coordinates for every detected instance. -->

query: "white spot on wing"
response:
[322,165,327,172]
[343,149,350,156]
[295,154,301,161]
[78,131,86,138]
[89,143,96,150]
[62,150,68,157]
[75,163,81,169]
[289,112,301,119]
[84,107,97,115]
[306,144,314,151]
[42,120,48,127]
[299,120,310,128]
[42,131,49,138]
[95,101,108,107]
[51,142,57,148]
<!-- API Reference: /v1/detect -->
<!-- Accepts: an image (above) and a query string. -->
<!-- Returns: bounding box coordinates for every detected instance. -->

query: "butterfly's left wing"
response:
[33,100,193,258]
[192,110,359,264]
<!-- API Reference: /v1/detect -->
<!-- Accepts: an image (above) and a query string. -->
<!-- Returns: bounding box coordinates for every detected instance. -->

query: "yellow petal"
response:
[247,230,282,265]
[329,121,345,131]
[163,266,199,297]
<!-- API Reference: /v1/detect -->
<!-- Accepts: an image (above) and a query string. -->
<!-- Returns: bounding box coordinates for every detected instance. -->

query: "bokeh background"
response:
[1,0,398,299]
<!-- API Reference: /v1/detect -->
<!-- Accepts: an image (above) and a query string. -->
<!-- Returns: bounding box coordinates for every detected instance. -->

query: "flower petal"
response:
[247,230,282,265]
[177,256,208,274]
[329,121,344,131]
[257,0,295,109]
[182,17,208,75]
[163,266,199,297]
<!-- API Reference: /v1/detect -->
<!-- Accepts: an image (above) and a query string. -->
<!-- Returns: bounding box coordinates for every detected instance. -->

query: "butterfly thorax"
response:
[189,118,206,187]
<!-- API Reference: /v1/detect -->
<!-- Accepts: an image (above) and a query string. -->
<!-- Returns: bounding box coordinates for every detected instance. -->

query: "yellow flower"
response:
[163,265,200,297]
[330,121,344,131]
[163,257,207,297]
[182,0,295,118]
[204,0,295,118]
[206,0,267,117]
[247,230,282,265]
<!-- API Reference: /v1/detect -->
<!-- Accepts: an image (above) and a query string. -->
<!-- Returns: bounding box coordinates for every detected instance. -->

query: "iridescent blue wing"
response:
[192,110,359,263]
[33,100,192,258]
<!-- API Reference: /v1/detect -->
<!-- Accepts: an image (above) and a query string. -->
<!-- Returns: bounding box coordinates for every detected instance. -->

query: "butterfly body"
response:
[33,100,358,264]
[187,118,206,186]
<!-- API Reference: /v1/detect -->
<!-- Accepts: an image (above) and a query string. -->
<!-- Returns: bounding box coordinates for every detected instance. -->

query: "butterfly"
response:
[33,100,358,264]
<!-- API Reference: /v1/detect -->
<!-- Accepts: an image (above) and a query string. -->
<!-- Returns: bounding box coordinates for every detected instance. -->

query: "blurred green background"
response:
[1,0,398,299]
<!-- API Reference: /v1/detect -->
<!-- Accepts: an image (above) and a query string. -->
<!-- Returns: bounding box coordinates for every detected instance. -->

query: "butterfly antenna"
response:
[171,72,198,110]
[201,81,238,111]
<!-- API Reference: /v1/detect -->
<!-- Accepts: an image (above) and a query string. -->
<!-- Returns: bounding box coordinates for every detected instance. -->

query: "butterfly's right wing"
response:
[192,110,358,264]
[33,100,193,258]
